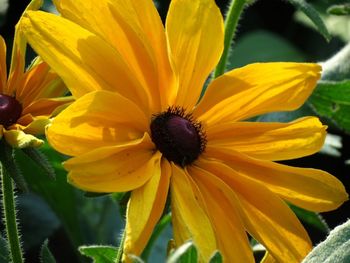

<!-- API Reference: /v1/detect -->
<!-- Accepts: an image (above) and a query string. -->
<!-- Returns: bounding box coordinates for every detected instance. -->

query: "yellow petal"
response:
[20,11,151,113]
[197,158,312,263]
[16,60,67,108]
[166,0,224,110]
[47,90,148,156]
[65,134,160,192]
[3,129,43,148]
[0,36,7,91]
[124,159,170,259]
[171,164,216,261]
[206,147,348,212]
[54,0,174,110]
[8,0,43,94]
[261,252,277,263]
[22,96,73,118]
[188,165,254,263]
[21,116,50,135]
[194,63,321,124]
[207,117,327,161]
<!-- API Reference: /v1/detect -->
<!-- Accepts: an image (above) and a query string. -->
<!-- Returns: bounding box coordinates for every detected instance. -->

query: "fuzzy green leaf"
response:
[302,219,350,263]
[286,0,331,41]
[79,245,117,263]
[309,80,350,133]
[40,240,56,263]
[167,241,198,263]
[21,147,55,179]
[321,43,350,81]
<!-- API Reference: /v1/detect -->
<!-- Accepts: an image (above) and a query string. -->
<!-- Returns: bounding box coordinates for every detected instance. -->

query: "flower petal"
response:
[54,0,174,110]
[171,164,217,261]
[0,36,7,91]
[124,159,170,258]
[16,60,67,108]
[188,164,254,263]
[22,96,73,118]
[206,147,348,212]
[197,158,312,263]
[3,129,43,148]
[166,0,224,110]
[194,63,321,124]
[20,11,151,113]
[21,116,50,135]
[207,117,327,161]
[7,0,43,94]
[65,134,160,192]
[47,90,148,156]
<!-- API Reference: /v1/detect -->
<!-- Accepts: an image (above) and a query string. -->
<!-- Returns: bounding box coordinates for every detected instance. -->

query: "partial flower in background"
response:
[0,0,72,148]
[20,0,348,262]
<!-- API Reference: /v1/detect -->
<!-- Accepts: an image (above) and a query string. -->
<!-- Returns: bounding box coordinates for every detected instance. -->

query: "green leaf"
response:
[84,192,110,198]
[40,240,56,263]
[309,80,350,133]
[289,204,329,234]
[167,241,198,263]
[294,7,350,42]
[17,193,60,250]
[327,4,350,16]
[21,147,56,179]
[0,235,10,263]
[256,104,315,123]
[209,251,223,263]
[302,219,350,263]
[14,142,85,250]
[79,245,117,263]
[228,30,305,69]
[286,0,331,41]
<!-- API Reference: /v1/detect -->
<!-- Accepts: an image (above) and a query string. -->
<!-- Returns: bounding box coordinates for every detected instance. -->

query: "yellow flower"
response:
[0,0,72,148]
[20,0,348,262]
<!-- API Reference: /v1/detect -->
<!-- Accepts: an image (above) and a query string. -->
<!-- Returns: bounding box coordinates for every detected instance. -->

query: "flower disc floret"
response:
[0,94,23,127]
[150,107,206,167]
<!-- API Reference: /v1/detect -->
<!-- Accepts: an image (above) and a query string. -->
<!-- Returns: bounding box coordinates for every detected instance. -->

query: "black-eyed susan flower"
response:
[20,0,348,262]
[0,0,72,148]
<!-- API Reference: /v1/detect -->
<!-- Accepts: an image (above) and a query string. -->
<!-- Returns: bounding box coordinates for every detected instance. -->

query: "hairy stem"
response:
[115,229,125,263]
[1,163,24,263]
[213,0,247,78]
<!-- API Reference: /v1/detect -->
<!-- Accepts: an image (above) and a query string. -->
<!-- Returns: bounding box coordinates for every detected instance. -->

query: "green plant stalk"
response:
[115,229,125,263]
[1,163,24,263]
[213,0,247,78]
[141,213,172,261]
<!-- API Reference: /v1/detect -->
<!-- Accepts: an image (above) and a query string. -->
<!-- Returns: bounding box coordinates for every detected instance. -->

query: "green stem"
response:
[115,229,126,263]
[213,0,247,78]
[141,213,172,261]
[1,163,24,263]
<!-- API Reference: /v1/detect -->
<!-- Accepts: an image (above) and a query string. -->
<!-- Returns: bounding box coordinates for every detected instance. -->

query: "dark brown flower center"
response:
[0,94,22,127]
[150,107,206,167]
